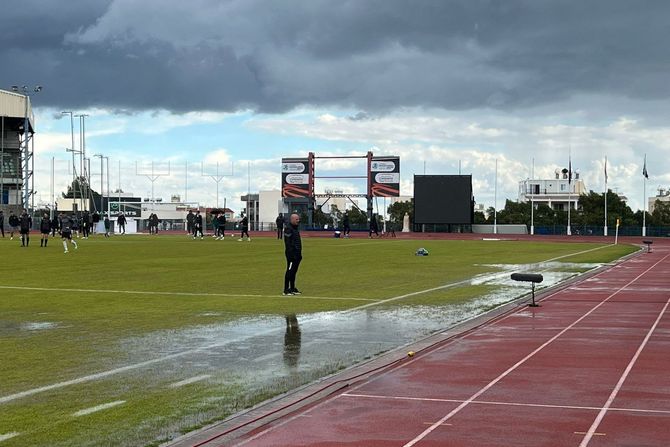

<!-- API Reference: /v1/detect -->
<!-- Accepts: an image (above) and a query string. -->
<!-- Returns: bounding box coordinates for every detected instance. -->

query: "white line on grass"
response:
[168,375,211,388]
[579,296,670,447]
[0,286,375,302]
[73,400,125,417]
[0,433,19,443]
[402,251,670,447]
[0,244,614,405]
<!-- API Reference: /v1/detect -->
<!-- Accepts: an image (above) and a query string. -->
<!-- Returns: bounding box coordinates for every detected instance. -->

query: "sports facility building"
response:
[0,87,37,212]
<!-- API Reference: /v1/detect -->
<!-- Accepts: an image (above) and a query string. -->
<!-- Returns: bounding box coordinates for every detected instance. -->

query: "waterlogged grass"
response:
[0,235,638,446]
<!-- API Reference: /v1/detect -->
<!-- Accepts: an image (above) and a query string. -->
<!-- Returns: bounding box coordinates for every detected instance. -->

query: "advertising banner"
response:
[281,158,311,198]
[370,156,400,197]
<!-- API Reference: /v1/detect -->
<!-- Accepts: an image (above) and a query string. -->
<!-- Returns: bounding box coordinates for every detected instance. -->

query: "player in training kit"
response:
[238,214,251,241]
[8,211,19,240]
[40,213,51,247]
[193,210,203,239]
[275,213,284,239]
[216,212,226,240]
[19,209,32,247]
[59,213,79,253]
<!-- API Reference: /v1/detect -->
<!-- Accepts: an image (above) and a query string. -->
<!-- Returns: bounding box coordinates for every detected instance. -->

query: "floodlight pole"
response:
[94,154,105,212]
[201,161,234,208]
[15,85,41,211]
[136,161,171,212]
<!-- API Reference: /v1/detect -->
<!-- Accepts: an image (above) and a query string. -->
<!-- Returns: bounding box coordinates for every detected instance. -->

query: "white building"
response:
[649,187,670,214]
[259,190,283,228]
[518,168,587,211]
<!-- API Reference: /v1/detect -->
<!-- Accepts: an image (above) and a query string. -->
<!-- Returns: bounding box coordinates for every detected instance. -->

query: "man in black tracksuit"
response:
[275,213,284,239]
[283,213,303,295]
[193,210,203,239]
[19,209,32,247]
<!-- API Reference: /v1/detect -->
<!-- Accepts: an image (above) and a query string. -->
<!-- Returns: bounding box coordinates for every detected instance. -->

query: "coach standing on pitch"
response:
[283,213,303,296]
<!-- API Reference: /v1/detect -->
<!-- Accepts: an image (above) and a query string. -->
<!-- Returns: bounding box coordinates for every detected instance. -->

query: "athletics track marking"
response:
[402,251,670,447]
[341,393,670,415]
[0,244,614,405]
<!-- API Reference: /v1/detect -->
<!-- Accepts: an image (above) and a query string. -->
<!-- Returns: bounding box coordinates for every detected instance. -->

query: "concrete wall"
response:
[472,224,528,235]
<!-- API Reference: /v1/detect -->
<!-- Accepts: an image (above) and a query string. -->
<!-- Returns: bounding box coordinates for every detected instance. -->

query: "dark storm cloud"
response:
[2,0,670,114]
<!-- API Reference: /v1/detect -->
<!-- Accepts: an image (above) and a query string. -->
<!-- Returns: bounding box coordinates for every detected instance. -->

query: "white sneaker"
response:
[64,250,68,254]
[247,238,251,242]
[238,238,243,241]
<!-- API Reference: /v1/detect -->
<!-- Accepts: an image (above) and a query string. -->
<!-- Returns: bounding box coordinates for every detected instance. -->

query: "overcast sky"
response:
[3,0,669,214]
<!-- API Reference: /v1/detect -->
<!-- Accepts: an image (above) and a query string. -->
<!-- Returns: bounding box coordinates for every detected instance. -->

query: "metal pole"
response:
[1,116,4,206]
[567,149,572,236]
[530,157,534,235]
[604,157,608,237]
[50,157,55,218]
[22,92,30,210]
[105,157,110,218]
[494,158,497,234]
[642,176,647,237]
[31,136,35,211]
[247,161,251,228]
[184,160,188,202]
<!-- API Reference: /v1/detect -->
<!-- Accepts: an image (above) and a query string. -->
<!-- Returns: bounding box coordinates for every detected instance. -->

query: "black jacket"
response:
[19,213,32,231]
[284,224,302,259]
[40,217,51,232]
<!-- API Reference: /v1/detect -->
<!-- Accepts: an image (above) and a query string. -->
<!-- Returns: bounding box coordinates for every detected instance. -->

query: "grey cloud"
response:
[2,0,670,115]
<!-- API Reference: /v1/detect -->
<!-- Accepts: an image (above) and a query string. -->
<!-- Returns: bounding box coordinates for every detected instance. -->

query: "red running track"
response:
[179,241,670,447]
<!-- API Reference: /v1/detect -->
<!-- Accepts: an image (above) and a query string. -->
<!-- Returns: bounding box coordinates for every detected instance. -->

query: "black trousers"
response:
[277,228,283,239]
[284,256,302,291]
[240,228,249,238]
[0,225,3,237]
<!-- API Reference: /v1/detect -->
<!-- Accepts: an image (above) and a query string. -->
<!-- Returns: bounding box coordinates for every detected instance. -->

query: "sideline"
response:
[0,244,615,405]
[0,286,375,302]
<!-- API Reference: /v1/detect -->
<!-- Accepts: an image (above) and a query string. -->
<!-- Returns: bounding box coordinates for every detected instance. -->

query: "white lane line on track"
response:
[403,251,670,447]
[342,393,670,415]
[0,285,375,302]
[0,433,19,443]
[168,375,211,388]
[0,244,612,406]
[579,296,670,447]
[73,400,125,417]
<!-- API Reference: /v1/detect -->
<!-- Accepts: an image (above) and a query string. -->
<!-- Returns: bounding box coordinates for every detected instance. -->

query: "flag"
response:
[568,155,572,184]
[642,154,649,179]
[604,157,608,184]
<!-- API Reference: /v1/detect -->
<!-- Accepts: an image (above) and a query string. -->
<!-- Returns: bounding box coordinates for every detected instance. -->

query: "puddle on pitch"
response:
[117,262,601,400]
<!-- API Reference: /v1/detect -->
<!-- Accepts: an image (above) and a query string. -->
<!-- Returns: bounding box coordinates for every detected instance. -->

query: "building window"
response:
[560,183,566,191]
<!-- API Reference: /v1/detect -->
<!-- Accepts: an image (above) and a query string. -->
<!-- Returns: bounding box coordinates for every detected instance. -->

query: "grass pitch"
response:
[0,233,637,446]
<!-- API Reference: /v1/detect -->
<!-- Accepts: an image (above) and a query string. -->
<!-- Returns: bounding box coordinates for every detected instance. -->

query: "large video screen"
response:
[414,175,473,224]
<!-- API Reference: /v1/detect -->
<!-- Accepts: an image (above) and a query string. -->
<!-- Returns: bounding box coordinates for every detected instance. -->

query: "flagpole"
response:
[567,148,571,236]
[494,158,497,235]
[642,176,647,237]
[642,154,648,237]
[530,157,534,236]
[604,157,608,237]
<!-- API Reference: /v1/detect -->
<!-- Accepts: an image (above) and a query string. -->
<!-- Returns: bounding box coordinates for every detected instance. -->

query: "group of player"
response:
[0,209,124,253]
[185,209,251,241]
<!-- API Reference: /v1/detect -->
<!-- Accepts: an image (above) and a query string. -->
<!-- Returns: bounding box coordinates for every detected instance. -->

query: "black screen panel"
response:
[414,175,472,224]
